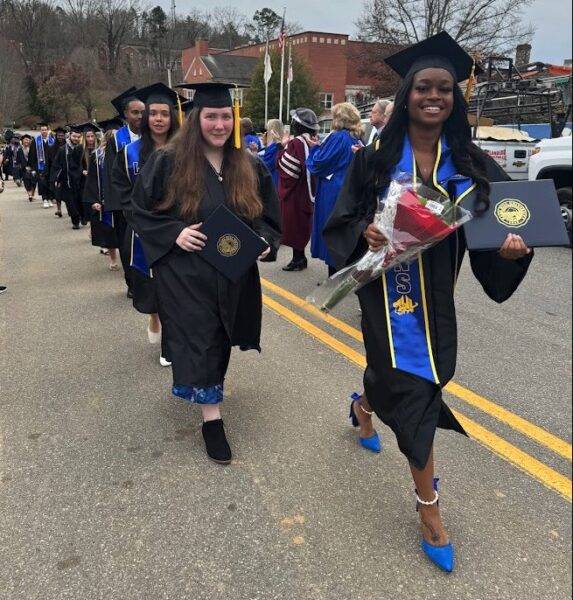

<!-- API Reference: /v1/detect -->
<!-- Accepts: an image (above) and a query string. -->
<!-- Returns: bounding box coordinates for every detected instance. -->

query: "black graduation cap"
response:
[36,122,50,127]
[97,116,124,131]
[133,82,185,107]
[174,82,245,109]
[21,134,33,141]
[111,86,138,119]
[53,126,68,134]
[71,121,102,134]
[384,31,483,82]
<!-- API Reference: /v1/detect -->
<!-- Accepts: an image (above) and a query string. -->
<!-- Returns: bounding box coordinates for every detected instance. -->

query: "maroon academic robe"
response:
[277,135,316,251]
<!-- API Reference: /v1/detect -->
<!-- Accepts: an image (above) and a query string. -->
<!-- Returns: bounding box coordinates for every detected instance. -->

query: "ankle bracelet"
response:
[416,490,439,506]
[359,403,374,416]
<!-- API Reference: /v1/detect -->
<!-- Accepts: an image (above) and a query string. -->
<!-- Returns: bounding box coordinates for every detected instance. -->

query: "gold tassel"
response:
[177,96,184,126]
[233,85,241,150]
[465,60,476,103]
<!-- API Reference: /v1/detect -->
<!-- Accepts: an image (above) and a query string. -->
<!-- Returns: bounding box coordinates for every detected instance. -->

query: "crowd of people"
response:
[0,32,534,574]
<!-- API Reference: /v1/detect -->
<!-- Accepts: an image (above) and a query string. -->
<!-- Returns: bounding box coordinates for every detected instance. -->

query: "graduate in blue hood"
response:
[307,102,363,275]
[111,82,181,367]
[323,32,533,573]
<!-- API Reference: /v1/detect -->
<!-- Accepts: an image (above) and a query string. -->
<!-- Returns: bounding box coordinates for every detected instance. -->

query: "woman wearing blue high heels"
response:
[323,32,533,572]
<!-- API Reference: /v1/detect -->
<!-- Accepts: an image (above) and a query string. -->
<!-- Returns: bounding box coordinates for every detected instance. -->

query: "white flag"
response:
[287,46,293,84]
[264,41,273,85]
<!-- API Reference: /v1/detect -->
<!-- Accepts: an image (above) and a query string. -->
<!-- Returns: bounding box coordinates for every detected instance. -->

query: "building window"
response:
[319,120,332,135]
[341,39,347,45]
[327,38,332,44]
[312,36,318,43]
[320,37,325,43]
[320,93,334,110]
[193,69,197,76]
[334,39,339,45]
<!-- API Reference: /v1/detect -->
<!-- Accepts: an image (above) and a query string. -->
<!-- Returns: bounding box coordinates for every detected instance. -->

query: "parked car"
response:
[528,134,572,242]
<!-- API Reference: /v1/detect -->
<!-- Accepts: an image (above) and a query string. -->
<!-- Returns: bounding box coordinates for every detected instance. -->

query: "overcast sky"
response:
[169,0,571,64]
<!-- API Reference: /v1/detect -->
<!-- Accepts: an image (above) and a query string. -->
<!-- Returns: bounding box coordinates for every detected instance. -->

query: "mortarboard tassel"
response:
[233,85,242,150]
[464,60,476,103]
[177,96,184,126]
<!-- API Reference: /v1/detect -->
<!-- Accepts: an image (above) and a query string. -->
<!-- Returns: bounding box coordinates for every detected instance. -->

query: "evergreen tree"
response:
[244,49,321,129]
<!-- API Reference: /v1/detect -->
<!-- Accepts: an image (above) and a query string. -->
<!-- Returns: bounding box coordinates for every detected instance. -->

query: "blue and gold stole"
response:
[123,139,150,277]
[114,125,132,153]
[95,148,114,228]
[380,135,476,384]
[35,134,55,173]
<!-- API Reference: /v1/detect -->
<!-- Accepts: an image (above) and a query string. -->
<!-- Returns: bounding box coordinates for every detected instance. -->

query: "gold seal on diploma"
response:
[494,199,531,228]
[217,234,241,257]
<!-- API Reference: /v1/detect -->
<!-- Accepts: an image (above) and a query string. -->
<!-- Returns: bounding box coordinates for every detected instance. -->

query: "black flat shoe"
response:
[282,258,307,272]
[126,289,134,299]
[72,224,80,230]
[55,211,62,218]
[202,419,232,465]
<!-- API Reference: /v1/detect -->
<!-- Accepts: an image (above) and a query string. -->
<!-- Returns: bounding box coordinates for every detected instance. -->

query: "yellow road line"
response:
[262,293,572,502]
[261,278,573,462]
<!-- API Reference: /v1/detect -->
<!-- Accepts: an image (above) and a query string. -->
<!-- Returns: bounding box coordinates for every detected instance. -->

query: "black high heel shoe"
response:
[282,258,307,272]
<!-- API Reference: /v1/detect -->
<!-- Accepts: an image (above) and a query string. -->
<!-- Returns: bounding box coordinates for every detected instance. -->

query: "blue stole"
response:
[124,139,150,277]
[114,126,132,153]
[95,148,114,228]
[35,134,54,172]
[380,135,475,384]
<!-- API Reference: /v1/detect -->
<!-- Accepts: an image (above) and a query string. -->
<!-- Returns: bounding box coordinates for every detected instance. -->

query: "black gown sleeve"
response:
[130,149,187,266]
[28,142,38,172]
[82,153,99,207]
[111,147,134,213]
[49,148,63,187]
[467,145,534,303]
[252,158,282,250]
[322,146,372,269]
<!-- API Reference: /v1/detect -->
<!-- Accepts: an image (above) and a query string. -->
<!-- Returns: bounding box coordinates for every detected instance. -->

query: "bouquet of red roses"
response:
[307,176,473,313]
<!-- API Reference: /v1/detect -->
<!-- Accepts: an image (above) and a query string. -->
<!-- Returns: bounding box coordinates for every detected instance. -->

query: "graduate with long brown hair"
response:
[130,83,280,465]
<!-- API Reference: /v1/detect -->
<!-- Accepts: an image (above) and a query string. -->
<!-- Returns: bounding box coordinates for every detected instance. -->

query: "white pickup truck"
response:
[474,126,538,181]
[528,134,572,242]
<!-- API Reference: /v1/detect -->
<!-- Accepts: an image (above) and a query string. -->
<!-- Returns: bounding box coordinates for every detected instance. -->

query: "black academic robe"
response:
[130,149,282,389]
[52,143,84,225]
[47,142,65,201]
[82,151,118,249]
[29,137,53,199]
[323,142,533,470]
[111,145,158,315]
[16,147,36,192]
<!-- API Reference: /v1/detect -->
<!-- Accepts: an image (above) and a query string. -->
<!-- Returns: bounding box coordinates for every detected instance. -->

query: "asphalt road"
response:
[1,180,571,600]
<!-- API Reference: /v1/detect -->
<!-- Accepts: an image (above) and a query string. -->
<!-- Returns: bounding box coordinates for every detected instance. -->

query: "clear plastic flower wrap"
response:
[307,174,474,313]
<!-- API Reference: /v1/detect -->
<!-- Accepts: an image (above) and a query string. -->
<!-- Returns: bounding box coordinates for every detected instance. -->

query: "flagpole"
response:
[278,7,286,121]
[264,39,269,126]
[286,43,292,119]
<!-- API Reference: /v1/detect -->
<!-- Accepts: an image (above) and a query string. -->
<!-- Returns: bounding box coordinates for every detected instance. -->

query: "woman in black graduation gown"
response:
[17,134,36,201]
[323,33,533,573]
[130,82,281,465]
[82,128,120,269]
[111,83,180,367]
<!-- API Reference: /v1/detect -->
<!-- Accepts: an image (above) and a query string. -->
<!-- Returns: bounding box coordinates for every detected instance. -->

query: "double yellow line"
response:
[260,277,573,502]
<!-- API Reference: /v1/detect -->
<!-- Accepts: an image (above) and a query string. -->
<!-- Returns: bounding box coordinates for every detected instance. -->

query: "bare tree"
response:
[94,0,139,75]
[356,0,534,57]
[0,37,25,124]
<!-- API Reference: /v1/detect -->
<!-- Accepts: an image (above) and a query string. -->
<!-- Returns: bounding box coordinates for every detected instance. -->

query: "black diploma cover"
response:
[198,204,269,282]
[464,179,570,250]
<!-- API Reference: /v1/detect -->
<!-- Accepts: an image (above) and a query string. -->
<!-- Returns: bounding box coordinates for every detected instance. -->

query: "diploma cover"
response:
[199,204,268,283]
[464,179,570,250]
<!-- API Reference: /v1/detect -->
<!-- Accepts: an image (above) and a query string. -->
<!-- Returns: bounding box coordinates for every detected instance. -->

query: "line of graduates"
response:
[12,32,534,576]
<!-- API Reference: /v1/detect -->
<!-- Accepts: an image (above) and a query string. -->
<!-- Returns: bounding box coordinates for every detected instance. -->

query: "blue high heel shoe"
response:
[349,392,381,454]
[416,477,455,573]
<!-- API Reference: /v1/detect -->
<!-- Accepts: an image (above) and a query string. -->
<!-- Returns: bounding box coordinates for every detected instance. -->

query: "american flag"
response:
[278,11,286,50]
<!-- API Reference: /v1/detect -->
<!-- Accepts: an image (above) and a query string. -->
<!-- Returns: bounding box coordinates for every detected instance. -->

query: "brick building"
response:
[180,32,383,130]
